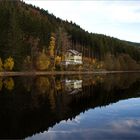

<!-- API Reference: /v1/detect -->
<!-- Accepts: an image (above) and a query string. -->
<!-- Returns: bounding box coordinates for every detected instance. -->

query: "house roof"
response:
[67,49,81,55]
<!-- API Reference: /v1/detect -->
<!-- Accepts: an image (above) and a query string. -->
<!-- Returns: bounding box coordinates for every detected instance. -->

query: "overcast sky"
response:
[24,0,140,43]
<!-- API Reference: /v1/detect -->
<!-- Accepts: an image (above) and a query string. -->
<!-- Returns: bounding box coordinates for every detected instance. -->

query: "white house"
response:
[62,49,82,65]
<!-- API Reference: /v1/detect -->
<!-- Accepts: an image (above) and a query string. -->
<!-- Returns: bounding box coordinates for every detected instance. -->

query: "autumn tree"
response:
[4,57,14,71]
[55,56,61,70]
[49,34,55,57]
[55,56,61,65]
[36,49,50,70]
[49,33,56,70]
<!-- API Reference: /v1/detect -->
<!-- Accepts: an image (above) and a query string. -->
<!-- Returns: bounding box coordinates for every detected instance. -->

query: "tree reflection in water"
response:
[0,73,139,139]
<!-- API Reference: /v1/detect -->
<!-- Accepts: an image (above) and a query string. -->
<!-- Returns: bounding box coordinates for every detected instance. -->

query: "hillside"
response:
[0,0,140,71]
[125,41,140,48]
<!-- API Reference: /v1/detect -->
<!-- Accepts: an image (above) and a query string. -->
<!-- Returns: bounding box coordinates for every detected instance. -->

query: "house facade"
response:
[62,49,82,65]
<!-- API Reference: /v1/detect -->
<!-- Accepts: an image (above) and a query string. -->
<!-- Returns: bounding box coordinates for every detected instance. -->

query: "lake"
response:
[0,73,140,139]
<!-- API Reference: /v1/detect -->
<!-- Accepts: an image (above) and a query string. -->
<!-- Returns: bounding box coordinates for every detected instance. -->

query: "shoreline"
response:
[0,71,140,77]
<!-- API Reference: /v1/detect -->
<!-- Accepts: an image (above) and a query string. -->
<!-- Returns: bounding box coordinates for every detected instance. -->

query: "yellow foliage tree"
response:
[36,49,50,70]
[0,58,3,71]
[55,56,61,65]
[4,78,14,91]
[4,57,14,71]
[49,34,56,70]
[49,35,55,58]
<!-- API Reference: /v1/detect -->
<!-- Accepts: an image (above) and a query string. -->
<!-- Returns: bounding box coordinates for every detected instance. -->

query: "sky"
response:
[24,0,140,43]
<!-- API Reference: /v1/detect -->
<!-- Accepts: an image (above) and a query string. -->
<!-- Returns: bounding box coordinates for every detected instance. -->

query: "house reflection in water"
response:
[64,79,82,95]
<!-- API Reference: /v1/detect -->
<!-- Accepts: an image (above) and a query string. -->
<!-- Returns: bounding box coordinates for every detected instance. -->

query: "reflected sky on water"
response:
[26,98,140,140]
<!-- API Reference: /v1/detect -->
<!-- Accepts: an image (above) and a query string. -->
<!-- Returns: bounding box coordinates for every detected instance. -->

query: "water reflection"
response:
[0,77,14,91]
[38,98,140,140]
[0,73,139,139]
[65,79,82,94]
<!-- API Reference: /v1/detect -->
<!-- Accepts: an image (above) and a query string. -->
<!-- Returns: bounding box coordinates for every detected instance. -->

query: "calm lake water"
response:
[0,73,140,139]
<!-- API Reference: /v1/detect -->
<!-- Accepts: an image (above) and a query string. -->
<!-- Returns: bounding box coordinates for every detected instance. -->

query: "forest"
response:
[0,0,140,71]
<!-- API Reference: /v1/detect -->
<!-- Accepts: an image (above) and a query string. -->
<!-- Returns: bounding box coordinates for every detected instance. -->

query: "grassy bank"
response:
[0,71,140,77]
